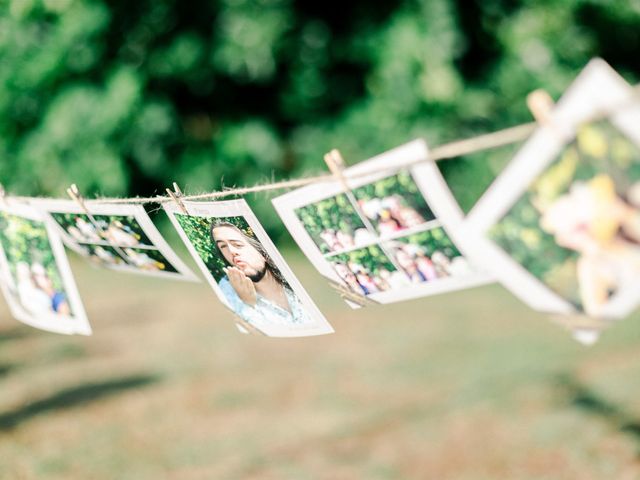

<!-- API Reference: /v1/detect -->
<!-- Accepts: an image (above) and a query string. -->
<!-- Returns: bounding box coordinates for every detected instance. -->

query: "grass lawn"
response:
[0,249,639,479]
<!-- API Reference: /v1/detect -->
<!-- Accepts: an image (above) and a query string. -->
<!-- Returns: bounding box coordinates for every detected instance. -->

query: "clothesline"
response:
[3,81,639,207]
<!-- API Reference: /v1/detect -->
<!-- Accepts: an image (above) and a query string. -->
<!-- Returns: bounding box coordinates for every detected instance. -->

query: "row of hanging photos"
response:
[0,58,638,345]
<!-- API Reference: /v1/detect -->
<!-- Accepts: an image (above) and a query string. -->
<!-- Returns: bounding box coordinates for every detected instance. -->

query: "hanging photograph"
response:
[164,199,334,337]
[32,200,198,281]
[459,59,640,319]
[272,140,492,306]
[0,202,90,335]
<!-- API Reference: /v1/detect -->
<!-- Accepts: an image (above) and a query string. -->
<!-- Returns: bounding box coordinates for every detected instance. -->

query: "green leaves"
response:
[15,67,142,195]
[0,0,639,236]
[212,0,292,82]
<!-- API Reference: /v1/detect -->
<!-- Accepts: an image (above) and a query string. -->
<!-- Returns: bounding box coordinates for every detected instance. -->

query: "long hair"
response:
[210,220,291,289]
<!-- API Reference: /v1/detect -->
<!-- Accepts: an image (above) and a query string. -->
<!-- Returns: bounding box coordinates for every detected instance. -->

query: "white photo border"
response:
[0,201,91,335]
[164,198,334,337]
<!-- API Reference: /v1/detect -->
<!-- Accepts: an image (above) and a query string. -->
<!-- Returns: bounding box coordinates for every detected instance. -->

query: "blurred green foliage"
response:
[1,0,639,237]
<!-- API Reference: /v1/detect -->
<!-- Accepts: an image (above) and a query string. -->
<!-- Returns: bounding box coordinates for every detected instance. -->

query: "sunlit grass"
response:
[0,253,639,479]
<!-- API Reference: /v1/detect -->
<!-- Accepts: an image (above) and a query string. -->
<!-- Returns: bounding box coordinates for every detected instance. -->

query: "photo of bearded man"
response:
[165,199,334,337]
[210,220,313,330]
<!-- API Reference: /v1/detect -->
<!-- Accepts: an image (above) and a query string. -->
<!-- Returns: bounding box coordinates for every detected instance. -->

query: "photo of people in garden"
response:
[49,211,181,274]
[385,228,471,284]
[293,167,474,298]
[79,244,126,267]
[489,121,640,317]
[118,247,179,273]
[50,212,153,248]
[294,194,371,254]
[294,171,436,257]
[327,226,473,296]
[328,245,400,296]
[0,212,73,318]
[352,171,435,236]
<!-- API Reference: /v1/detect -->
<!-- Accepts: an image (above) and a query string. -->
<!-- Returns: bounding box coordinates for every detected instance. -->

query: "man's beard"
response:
[246,264,267,283]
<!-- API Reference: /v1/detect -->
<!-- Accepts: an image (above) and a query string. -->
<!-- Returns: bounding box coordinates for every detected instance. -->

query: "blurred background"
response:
[2,0,640,232]
[2,1,640,478]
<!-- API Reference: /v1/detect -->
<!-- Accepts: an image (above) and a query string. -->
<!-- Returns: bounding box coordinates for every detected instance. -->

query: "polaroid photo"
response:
[31,199,199,282]
[0,201,90,335]
[458,58,640,319]
[164,199,334,337]
[272,140,493,307]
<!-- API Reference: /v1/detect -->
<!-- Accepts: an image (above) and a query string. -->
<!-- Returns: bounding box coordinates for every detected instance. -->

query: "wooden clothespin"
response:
[323,148,380,235]
[166,182,188,214]
[526,89,576,142]
[326,278,379,307]
[526,89,555,126]
[324,149,350,193]
[66,183,91,216]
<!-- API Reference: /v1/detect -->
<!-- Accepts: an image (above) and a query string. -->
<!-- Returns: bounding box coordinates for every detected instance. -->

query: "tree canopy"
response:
[1,0,639,235]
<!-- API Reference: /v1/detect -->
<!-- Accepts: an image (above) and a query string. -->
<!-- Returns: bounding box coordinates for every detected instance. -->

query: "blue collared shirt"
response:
[219,277,312,329]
